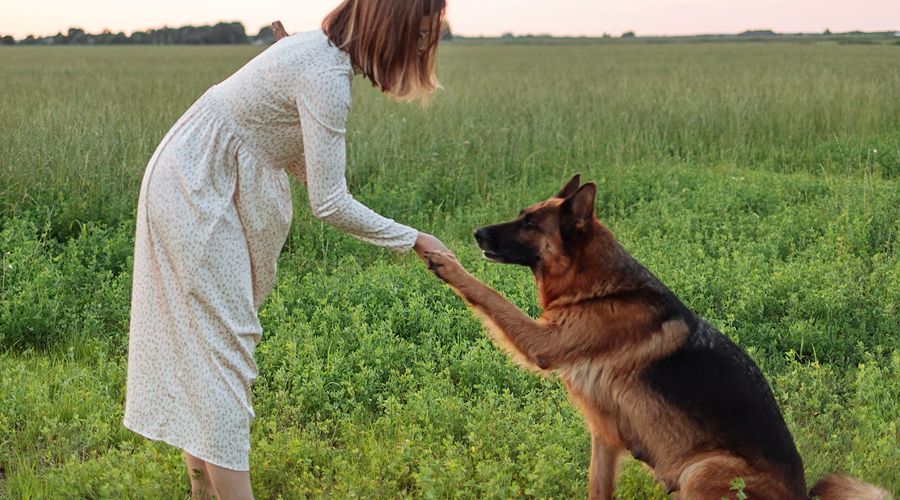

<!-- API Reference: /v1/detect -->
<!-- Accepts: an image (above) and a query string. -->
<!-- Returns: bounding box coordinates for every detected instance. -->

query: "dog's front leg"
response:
[425,251,558,370]
[589,434,620,500]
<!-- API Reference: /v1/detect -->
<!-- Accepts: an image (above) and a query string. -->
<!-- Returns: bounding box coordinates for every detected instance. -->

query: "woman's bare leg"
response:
[183,451,217,499]
[205,460,254,500]
[182,449,253,499]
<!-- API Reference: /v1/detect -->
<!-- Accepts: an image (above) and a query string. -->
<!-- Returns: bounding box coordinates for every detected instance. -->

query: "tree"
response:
[1,35,16,46]
[255,25,275,44]
[621,31,636,39]
[67,27,87,44]
[209,22,247,44]
[130,31,147,44]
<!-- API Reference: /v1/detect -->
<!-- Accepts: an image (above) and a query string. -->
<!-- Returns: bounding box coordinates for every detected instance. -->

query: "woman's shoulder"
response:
[278,29,351,72]
[282,29,327,46]
[274,31,353,117]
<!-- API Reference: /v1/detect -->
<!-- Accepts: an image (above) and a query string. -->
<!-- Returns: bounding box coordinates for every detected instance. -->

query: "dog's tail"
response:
[809,473,892,500]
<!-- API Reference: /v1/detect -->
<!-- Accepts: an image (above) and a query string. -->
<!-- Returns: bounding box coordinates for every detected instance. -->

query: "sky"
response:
[3,0,899,39]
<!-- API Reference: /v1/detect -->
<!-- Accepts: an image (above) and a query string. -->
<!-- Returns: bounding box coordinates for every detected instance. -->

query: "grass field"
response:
[1,42,898,498]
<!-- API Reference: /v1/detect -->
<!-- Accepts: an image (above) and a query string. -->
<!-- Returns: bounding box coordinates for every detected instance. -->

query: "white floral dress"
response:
[123,30,418,471]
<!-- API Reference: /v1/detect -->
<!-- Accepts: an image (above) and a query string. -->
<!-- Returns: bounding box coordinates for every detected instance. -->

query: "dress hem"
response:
[123,417,250,472]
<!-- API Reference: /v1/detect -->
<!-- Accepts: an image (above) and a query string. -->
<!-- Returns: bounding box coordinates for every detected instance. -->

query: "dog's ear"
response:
[561,182,596,230]
[556,174,581,199]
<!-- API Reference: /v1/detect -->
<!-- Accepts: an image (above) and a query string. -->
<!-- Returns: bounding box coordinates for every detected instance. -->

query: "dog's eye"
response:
[521,218,538,230]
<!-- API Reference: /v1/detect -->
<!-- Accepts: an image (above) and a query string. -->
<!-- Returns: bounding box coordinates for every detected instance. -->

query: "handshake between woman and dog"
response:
[424,175,889,500]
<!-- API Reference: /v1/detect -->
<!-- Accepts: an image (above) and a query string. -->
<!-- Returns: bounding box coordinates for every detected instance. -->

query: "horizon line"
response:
[5,22,899,41]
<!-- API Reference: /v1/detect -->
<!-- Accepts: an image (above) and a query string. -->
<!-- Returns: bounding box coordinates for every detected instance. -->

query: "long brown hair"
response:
[322,0,446,102]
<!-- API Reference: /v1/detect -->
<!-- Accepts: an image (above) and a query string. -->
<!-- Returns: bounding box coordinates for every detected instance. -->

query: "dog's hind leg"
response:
[675,453,799,500]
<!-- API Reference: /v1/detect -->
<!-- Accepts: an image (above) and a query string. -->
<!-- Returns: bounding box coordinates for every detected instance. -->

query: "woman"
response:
[123,1,448,498]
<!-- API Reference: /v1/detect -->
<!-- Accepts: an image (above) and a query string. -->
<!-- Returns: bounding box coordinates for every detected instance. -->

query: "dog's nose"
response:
[474,228,488,244]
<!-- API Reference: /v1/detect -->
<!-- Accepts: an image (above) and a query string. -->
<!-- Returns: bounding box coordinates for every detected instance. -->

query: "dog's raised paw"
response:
[424,251,464,282]
[424,250,452,268]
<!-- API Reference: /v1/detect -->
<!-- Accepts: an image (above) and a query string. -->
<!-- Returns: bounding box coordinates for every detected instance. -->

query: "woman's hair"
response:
[323,0,446,102]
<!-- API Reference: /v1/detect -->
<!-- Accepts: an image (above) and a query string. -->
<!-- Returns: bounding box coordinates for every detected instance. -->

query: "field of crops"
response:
[1,42,898,498]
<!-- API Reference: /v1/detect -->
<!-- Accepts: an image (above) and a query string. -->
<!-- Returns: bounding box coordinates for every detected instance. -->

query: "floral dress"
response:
[123,30,417,471]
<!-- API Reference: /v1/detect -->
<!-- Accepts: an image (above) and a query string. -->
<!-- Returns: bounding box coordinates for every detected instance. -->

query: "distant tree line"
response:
[499,30,636,39]
[0,22,452,46]
[3,23,895,47]
[0,22,278,45]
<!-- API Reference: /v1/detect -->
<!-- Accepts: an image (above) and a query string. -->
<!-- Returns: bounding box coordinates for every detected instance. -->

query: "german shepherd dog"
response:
[424,175,889,499]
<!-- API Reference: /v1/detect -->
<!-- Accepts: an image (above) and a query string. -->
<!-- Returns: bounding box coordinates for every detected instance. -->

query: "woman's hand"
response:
[414,232,451,263]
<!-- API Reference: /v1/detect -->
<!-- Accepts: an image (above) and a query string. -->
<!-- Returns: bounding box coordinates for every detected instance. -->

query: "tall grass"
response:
[1,43,898,497]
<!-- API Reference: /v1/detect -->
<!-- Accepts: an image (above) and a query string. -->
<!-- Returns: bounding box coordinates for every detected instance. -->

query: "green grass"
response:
[0,43,898,498]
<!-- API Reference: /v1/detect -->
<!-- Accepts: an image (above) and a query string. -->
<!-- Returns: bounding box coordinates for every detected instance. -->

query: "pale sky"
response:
[3,0,899,39]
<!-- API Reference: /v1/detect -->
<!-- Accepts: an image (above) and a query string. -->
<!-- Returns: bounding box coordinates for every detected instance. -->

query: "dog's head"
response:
[474,174,600,275]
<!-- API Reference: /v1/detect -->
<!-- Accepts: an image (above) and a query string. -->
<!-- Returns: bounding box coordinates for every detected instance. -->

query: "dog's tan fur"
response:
[425,175,889,500]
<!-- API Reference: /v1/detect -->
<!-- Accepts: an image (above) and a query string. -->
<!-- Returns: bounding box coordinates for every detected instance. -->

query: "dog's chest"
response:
[559,356,641,405]
[559,359,656,458]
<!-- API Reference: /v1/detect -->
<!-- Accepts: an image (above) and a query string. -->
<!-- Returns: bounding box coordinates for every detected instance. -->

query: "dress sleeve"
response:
[295,69,418,252]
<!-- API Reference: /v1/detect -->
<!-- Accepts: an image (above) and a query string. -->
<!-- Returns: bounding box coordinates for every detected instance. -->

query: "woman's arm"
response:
[295,70,420,251]
[285,38,449,257]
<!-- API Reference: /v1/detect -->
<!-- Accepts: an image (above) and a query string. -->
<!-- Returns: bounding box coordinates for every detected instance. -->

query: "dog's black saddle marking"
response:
[642,320,805,480]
